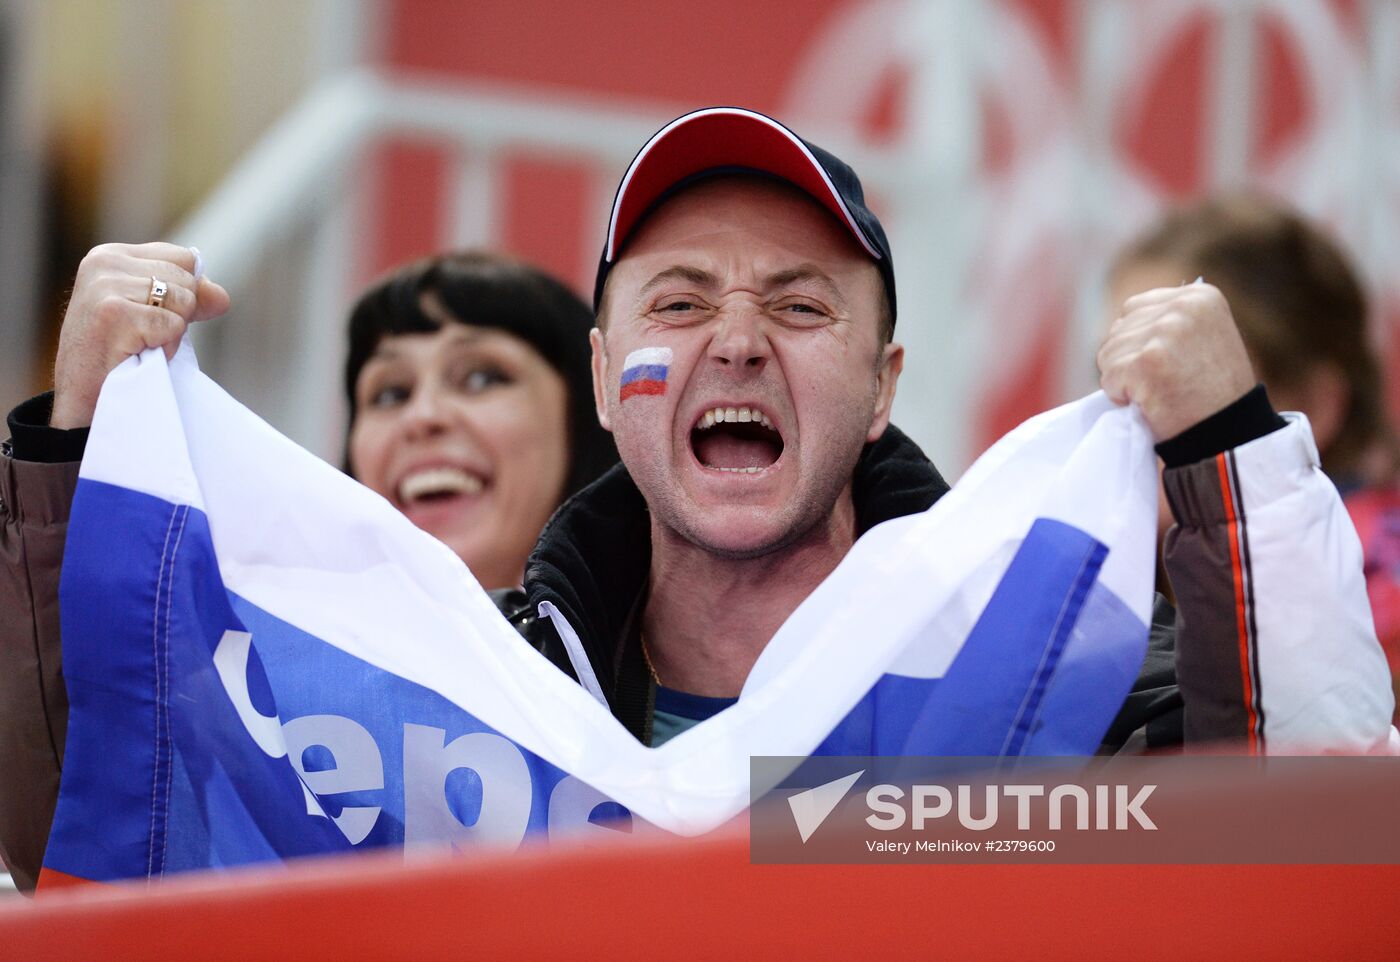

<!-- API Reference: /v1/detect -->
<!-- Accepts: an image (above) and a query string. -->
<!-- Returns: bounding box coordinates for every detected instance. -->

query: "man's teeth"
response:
[713,465,764,473]
[398,467,484,502]
[698,406,774,430]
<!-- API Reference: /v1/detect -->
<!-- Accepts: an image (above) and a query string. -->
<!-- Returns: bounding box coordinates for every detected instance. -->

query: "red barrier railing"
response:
[2,822,1399,961]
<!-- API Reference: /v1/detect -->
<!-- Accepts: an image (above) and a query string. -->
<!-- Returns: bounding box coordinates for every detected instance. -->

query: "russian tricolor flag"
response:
[619,347,672,401]
[42,344,1156,886]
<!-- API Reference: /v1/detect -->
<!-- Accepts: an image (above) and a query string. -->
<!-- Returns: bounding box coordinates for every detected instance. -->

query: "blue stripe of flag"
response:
[621,364,668,386]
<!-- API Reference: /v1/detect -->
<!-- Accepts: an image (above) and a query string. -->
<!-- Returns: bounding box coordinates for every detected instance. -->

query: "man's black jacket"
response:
[491,424,1183,750]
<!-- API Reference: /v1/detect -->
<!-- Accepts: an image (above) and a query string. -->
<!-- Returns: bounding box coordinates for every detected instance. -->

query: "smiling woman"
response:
[0,245,618,892]
[343,252,618,589]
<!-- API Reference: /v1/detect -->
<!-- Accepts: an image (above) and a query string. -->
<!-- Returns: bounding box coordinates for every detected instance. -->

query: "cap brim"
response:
[604,107,881,262]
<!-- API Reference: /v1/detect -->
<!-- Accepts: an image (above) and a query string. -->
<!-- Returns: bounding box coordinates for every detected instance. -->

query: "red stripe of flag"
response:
[620,380,666,401]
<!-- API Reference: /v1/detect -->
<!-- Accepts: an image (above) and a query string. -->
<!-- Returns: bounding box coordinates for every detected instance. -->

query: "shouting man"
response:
[494,108,1391,748]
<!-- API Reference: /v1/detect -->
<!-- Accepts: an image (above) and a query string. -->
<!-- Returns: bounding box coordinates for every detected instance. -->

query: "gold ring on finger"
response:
[146,276,169,308]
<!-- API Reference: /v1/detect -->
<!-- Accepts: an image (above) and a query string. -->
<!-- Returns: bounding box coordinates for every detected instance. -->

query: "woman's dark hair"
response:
[344,251,617,499]
[1114,194,1397,482]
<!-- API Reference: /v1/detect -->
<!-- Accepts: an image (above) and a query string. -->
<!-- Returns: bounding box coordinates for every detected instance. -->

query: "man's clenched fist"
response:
[1098,281,1255,441]
[51,242,230,429]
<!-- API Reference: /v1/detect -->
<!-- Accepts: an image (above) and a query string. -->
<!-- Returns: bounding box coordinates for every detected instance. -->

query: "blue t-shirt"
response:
[650,685,738,746]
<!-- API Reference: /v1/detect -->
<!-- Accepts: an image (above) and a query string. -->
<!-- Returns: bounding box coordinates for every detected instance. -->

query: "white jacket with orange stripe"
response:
[1164,411,1399,753]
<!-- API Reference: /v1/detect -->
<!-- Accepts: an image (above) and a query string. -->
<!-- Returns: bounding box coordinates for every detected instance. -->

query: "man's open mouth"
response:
[690,405,785,473]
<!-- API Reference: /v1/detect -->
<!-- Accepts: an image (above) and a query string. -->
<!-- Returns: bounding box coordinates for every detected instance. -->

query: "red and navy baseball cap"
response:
[594,106,897,327]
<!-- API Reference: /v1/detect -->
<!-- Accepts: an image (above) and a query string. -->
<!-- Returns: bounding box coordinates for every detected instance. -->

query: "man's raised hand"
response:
[1098,281,1255,442]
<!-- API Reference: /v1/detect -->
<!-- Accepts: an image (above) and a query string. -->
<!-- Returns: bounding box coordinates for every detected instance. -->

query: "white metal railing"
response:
[172,71,912,298]
[170,70,927,462]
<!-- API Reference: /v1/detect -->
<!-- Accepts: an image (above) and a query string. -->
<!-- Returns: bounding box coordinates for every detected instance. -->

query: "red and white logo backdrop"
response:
[371,0,1400,473]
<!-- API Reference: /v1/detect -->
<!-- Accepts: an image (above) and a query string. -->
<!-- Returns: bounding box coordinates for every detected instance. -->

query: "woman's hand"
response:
[51,243,230,429]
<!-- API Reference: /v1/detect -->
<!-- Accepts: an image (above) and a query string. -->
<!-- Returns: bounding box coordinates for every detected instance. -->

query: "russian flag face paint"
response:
[619,347,673,402]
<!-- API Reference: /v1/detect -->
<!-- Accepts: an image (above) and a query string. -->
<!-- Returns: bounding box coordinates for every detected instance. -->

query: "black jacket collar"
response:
[521,424,950,708]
